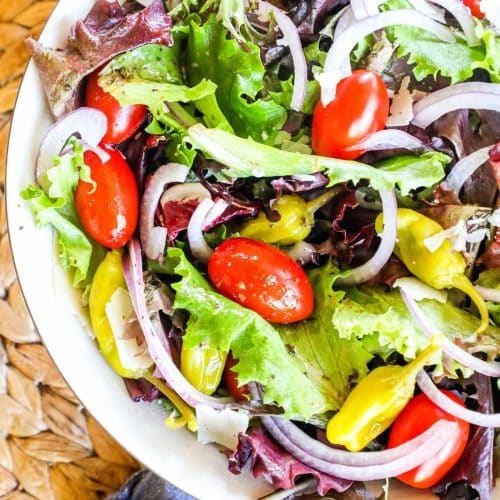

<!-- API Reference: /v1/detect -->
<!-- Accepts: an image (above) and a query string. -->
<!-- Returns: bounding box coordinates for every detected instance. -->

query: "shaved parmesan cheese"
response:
[394,277,448,304]
[423,219,467,253]
[196,406,249,450]
[387,76,413,127]
[105,287,153,372]
[488,208,500,227]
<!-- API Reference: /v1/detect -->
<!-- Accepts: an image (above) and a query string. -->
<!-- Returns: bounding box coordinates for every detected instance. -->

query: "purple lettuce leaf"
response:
[228,426,352,496]
[26,0,172,117]
[200,178,262,228]
[433,374,495,500]
[271,174,329,197]
[120,133,167,194]
[296,0,349,37]
[158,197,200,245]
[366,255,410,288]
[124,377,162,402]
[330,190,377,265]
[478,229,500,270]
[433,110,500,206]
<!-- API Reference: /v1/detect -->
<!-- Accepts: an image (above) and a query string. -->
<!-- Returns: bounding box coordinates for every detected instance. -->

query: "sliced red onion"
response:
[350,0,369,19]
[416,82,500,105]
[271,417,454,466]
[336,189,397,287]
[35,107,107,192]
[344,130,426,154]
[287,241,317,265]
[203,198,229,230]
[444,145,494,194]
[429,0,479,46]
[400,288,500,378]
[319,10,455,105]
[475,285,500,303]
[334,7,356,40]
[160,182,210,205]
[187,198,215,264]
[417,370,500,427]
[140,163,189,260]
[78,139,110,164]
[123,239,230,410]
[408,0,446,22]
[412,84,500,128]
[261,416,458,480]
[259,1,307,112]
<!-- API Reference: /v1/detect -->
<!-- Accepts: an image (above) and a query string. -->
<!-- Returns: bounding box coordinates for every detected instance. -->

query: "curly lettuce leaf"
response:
[100,41,233,163]
[276,264,373,411]
[21,186,93,288]
[102,75,230,165]
[102,43,184,85]
[26,0,172,117]
[383,0,500,83]
[43,137,90,224]
[166,247,329,419]
[332,286,500,374]
[186,15,287,141]
[21,140,104,294]
[101,78,217,122]
[187,124,449,195]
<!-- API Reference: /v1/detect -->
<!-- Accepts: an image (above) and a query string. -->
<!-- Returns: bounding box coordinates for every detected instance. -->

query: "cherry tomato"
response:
[461,0,485,18]
[207,238,314,324]
[75,146,139,248]
[312,70,389,160]
[223,353,249,401]
[85,69,147,145]
[388,391,470,489]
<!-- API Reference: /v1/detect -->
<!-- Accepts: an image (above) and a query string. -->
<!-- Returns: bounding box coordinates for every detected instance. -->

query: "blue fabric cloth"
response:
[109,469,195,500]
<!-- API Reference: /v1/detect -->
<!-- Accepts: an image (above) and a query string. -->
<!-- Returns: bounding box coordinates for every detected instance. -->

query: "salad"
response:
[22,0,500,498]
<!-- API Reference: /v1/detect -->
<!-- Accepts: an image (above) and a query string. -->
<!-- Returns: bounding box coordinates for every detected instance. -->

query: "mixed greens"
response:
[24,0,500,498]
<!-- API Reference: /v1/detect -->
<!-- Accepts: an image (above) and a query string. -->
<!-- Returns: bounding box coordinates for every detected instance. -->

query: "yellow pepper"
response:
[240,190,338,246]
[326,338,441,452]
[144,372,198,432]
[89,250,141,379]
[375,208,489,334]
[90,251,198,432]
[180,347,227,396]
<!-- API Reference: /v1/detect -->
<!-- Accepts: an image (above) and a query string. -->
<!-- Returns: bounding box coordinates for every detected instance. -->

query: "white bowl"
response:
[5,1,272,498]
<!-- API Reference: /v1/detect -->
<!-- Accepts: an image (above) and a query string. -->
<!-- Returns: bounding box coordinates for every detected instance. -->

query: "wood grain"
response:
[0,2,141,498]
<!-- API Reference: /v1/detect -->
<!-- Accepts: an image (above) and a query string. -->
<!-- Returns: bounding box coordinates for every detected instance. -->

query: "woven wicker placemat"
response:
[0,1,141,498]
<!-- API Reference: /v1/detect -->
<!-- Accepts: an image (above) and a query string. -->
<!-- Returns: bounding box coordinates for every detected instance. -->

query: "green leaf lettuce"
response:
[21,140,104,295]
[332,286,500,374]
[166,248,377,418]
[186,14,287,141]
[187,124,449,195]
[382,0,500,83]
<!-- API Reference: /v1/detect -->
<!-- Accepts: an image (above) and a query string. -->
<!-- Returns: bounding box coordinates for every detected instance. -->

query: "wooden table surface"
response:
[0,1,141,498]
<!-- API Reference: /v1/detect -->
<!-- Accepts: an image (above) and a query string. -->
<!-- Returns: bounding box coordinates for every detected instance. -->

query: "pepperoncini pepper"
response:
[89,250,141,379]
[240,190,338,246]
[181,347,227,395]
[90,251,197,431]
[326,338,441,452]
[375,208,489,334]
